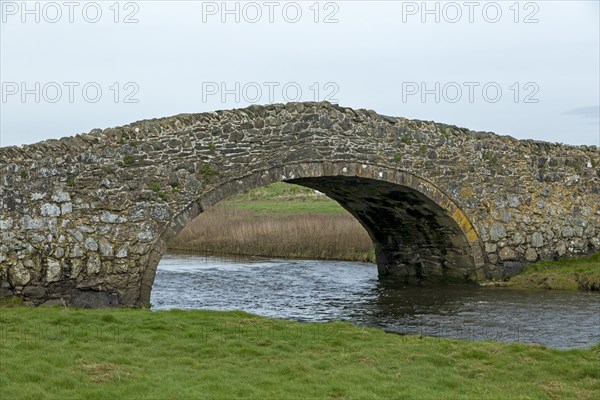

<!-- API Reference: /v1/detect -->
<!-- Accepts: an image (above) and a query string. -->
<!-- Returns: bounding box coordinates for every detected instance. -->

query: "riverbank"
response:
[501,252,600,290]
[1,303,598,400]
[169,182,375,262]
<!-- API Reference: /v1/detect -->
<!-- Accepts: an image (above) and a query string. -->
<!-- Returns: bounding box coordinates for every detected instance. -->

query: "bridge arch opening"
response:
[139,161,485,306]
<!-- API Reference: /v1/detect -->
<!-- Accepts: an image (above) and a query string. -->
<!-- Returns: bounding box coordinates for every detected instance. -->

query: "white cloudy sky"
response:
[1,0,599,147]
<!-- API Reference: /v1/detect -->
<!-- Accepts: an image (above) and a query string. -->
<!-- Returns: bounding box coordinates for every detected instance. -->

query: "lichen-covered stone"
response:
[562,226,574,238]
[490,223,507,242]
[84,237,98,252]
[137,228,154,242]
[41,203,60,217]
[98,239,113,257]
[8,263,30,286]
[21,216,45,230]
[100,211,125,224]
[531,232,545,248]
[51,190,71,203]
[512,232,525,245]
[61,203,73,215]
[499,247,517,261]
[45,259,61,282]
[86,256,101,274]
[0,219,12,230]
[525,248,538,262]
[116,247,128,258]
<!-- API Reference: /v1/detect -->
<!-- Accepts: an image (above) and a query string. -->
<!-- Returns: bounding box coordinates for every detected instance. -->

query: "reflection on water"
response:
[151,252,600,349]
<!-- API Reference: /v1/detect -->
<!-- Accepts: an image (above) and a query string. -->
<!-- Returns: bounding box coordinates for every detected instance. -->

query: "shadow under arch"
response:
[139,161,486,305]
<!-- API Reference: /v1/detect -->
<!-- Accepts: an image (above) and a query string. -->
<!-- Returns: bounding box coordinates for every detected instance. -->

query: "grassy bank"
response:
[505,253,600,290]
[1,304,598,399]
[169,183,375,262]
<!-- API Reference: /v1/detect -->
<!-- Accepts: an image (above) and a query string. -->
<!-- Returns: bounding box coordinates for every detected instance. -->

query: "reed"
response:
[169,207,375,262]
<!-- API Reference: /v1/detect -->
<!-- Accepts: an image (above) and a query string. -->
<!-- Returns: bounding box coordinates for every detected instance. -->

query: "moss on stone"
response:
[122,154,138,166]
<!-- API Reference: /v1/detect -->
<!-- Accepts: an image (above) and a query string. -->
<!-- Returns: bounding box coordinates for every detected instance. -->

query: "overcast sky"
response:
[1,0,599,147]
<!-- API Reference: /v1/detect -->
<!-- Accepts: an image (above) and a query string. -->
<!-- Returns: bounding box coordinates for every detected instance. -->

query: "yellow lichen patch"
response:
[417,182,480,245]
[451,209,479,243]
[438,197,453,213]
[513,161,531,175]
[460,187,474,198]
[466,228,479,244]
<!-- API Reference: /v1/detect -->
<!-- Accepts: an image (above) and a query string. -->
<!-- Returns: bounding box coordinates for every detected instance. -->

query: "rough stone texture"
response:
[525,248,538,262]
[0,102,598,307]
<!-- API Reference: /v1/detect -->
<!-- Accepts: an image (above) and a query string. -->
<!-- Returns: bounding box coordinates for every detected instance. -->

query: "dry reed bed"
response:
[169,207,375,262]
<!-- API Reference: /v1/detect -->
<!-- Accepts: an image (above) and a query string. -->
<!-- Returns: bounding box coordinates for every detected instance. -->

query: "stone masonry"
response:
[0,102,598,307]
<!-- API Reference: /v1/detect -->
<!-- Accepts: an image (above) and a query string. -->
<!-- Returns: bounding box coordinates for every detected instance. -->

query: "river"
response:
[151,252,600,349]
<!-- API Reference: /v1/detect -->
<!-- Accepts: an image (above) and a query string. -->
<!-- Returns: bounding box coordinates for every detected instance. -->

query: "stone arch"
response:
[138,161,485,306]
[3,102,596,308]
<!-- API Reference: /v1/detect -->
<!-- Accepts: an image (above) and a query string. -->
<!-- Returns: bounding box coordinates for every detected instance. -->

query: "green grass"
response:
[507,253,600,290]
[1,304,598,399]
[121,154,138,166]
[231,182,316,199]
[221,199,347,216]
[221,182,347,216]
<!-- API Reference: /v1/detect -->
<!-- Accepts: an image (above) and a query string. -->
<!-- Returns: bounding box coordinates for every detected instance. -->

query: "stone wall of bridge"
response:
[0,102,598,307]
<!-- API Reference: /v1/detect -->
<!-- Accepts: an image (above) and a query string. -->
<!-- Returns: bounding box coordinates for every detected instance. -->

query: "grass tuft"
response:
[507,253,600,290]
[81,362,127,383]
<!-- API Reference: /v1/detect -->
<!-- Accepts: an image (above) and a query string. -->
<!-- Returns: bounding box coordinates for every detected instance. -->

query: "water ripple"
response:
[151,253,600,349]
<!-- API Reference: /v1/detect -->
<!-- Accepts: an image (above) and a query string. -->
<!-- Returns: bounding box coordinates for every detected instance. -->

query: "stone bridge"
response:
[1,102,598,307]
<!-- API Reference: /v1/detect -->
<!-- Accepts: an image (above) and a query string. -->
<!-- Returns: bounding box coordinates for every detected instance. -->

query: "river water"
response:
[151,252,600,349]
